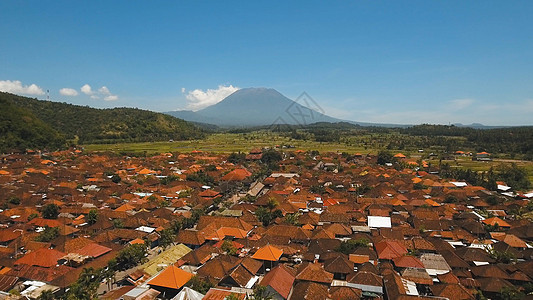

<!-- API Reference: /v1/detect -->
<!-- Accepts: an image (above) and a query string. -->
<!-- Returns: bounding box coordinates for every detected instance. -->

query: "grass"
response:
[429,156,533,185]
[83,131,533,186]
[83,132,374,154]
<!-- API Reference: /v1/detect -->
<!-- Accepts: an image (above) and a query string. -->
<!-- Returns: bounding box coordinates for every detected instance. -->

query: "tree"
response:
[251,285,273,300]
[255,207,283,227]
[35,226,60,242]
[285,213,300,226]
[159,228,175,249]
[8,196,20,205]
[261,149,282,170]
[27,213,39,221]
[228,152,246,164]
[309,185,326,194]
[87,209,98,225]
[488,248,516,264]
[377,150,393,165]
[42,204,60,219]
[111,174,121,184]
[221,240,238,256]
[113,244,148,271]
[37,290,55,300]
[336,238,369,255]
[499,286,525,300]
[65,267,103,300]
[186,276,214,294]
[225,293,240,300]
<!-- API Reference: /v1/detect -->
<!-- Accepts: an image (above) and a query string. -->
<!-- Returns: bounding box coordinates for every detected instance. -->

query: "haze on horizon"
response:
[1,1,532,126]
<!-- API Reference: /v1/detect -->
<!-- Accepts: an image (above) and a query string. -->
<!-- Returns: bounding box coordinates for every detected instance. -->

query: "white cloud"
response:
[98,86,111,95]
[81,84,93,95]
[0,80,45,95]
[98,86,118,101]
[104,95,118,101]
[185,84,239,110]
[59,88,78,96]
[181,87,186,93]
[80,84,118,101]
[449,98,475,110]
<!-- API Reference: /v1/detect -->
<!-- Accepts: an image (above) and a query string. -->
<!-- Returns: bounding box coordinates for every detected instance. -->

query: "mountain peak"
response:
[172,87,341,126]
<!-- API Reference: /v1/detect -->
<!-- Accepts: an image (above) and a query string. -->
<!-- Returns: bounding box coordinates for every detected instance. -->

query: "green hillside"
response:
[0,93,66,152]
[0,92,205,149]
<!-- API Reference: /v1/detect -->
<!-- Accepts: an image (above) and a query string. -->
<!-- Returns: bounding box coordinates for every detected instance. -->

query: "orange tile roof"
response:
[0,170,10,175]
[349,254,370,264]
[394,153,406,158]
[221,168,252,181]
[129,238,145,245]
[482,217,511,228]
[252,245,283,261]
[138,168,155,175]
[115,203,136,212]
[148,265,193,290]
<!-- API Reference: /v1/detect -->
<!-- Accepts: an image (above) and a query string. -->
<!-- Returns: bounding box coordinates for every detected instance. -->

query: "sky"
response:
[1,1,532,126]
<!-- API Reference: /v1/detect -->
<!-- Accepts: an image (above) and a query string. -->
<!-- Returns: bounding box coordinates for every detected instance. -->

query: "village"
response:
[0,147,532,300]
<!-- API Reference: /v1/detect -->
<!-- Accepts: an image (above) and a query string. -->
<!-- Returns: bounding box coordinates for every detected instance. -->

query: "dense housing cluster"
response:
[0,148,532,299]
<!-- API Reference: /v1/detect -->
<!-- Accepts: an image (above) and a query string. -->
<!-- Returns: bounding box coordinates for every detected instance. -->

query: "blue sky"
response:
[1,1,532,125]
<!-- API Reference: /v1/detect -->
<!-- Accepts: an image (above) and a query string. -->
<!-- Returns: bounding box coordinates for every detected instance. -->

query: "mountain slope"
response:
[167,88,343,127]
[1,92,205,147]
[0,93,66,152]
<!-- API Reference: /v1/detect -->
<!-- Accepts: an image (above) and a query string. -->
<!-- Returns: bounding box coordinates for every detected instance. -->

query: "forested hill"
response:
[0,94,66,152]
[0,92,205,150]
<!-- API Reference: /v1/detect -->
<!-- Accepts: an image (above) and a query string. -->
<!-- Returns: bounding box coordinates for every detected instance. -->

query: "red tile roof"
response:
[74,243,112,258]
[15,248,65,268]
[375,240,408,260]
[260,264,295,299]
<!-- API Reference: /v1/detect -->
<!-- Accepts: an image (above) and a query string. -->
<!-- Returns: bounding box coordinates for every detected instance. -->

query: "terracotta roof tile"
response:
[260,264,295,299]
[147,265,193,290]
[15,248,65,268]
[295,262,333,284]
[252,245,283,261]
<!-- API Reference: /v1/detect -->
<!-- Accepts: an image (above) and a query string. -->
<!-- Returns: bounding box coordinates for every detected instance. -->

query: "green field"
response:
[429,157,533,185]
[83,132,375,154]
[83,132,533,185]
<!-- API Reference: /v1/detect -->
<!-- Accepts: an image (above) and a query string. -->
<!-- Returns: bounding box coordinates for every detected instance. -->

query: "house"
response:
[260,264,295,300]
[147,265,193,298]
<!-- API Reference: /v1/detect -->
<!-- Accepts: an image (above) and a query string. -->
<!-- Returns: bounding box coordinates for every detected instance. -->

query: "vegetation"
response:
[185,275,214,294]
[108,243,148,271]
[42,204,60,219]
[221,240,238,255]
[158,228,176,249]
[255,207,283,227]
[186,171,215,186]
[250,285,274,300]
[35,226,60,242]
[336,238,370,255]
[0,92,65,152]
[441,163,531,191]
[0,91,205,151]
[87,209,98,225]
